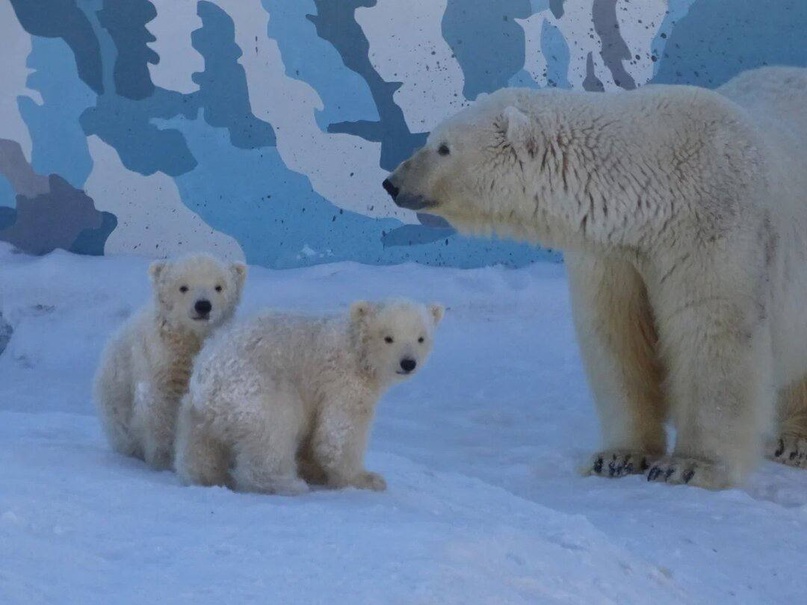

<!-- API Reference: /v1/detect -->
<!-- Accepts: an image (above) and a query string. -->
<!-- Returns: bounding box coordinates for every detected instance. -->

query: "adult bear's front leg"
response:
[566,250,668,479]
[646,244,775,489]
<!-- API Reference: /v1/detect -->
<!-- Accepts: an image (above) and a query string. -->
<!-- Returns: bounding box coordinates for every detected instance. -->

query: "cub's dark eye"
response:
[437,144,450,156]
[418,337,425,343]
[384,336,394,344]
[179,285,189,293]
[215,285,223,292]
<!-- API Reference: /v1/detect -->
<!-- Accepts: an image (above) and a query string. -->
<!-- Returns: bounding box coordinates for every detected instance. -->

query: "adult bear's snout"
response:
[382,178,399,200]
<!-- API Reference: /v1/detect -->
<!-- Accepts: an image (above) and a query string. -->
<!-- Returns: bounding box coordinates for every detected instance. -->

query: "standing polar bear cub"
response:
[384,67,807,489]
[175,299,444,494]
[94,253,246,469]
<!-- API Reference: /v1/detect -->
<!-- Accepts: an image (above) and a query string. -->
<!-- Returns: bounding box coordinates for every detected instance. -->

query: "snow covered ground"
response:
[2,244,807,604]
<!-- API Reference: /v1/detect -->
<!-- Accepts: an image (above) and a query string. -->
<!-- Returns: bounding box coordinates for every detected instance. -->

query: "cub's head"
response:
[349,299,444,385]
[382,89,558,239]
[149,253,247,334]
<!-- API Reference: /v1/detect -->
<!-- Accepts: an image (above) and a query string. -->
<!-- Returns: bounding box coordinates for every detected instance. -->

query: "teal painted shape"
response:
[653,0,807,87]
[18,36,95,188]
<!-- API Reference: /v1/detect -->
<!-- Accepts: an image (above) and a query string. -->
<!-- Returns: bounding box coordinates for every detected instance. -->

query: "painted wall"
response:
[1,0,806,268]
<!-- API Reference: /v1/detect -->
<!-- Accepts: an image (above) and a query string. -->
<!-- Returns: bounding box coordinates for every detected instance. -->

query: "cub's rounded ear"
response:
[429,303,445,325]
[350,300,376,324]
[231,262,247,288]
[148,260,167,283]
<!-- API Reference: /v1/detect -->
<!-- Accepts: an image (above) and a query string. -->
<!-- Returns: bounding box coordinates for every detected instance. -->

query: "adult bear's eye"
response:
[179,285,189,293]
[437,143,450,156]
[418,337,425,343]
[384,336,394,344]
[215,285,223,292]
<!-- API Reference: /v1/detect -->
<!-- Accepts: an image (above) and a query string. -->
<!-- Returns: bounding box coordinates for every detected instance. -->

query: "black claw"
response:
[608,460,618,477]
[682,468,695,484]
[624,460,634,474]
[789,450,798,461]
[648,467,661,481]
[664,468,675,480]
[640,457,650,472]
[593,456,603,474]
[774,439,785,458]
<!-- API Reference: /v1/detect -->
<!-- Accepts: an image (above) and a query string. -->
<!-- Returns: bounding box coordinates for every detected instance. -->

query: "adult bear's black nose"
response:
[195,299,212,315]
[400,358,417,373]
[382,178,399,200]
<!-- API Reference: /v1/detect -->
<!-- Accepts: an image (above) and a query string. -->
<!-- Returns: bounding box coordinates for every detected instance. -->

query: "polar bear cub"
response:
[174,299,444,494]
[94,253,246,470]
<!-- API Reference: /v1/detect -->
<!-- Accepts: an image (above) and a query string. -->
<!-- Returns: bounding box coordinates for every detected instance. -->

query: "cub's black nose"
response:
[382,178,399,200]
[400,358,417,373]
[195,299,212,315]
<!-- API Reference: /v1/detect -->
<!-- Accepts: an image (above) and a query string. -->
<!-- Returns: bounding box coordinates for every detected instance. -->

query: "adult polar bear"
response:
[383,67,807,490]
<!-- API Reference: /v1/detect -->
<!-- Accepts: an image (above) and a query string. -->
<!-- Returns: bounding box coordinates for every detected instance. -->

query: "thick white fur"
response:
[94,253,246,470]
[386,67,807,489]
[174,299,444,494]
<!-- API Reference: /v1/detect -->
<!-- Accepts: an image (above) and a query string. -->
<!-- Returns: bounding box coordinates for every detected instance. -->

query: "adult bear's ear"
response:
[231,262,247,290]
[350,301,377,325]
[148,260,167,284]
[429,303,445,325]
[501,105,535,154]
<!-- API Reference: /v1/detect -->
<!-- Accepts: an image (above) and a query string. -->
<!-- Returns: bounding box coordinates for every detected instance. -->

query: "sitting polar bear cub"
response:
[94,253,246,470]
[174,299,444,494]
[384,66,807,489]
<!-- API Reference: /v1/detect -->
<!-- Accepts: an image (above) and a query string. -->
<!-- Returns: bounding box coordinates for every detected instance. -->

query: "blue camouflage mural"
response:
[1,0,806,268]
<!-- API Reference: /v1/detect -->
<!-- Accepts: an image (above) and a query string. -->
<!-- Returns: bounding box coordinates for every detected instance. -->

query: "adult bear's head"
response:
[383,88,575,243]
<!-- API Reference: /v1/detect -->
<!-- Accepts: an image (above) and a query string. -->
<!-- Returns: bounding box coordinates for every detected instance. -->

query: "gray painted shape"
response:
[582,52,605,92]
[592,0,636,90]
[442,0,533,100]
[549,0,565,19]
[0,174,106,255]
[96,0,159,101]
[308,0,426,170]
[0,139,50,198]
[9,0,104,94]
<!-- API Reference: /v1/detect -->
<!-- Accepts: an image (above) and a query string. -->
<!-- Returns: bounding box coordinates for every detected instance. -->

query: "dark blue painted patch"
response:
[10,0,104,95]
[18,36,95,188]
[381,225,456,247]
[0,207,16,231]
[306,0,426,170]
[96,0,159,100]
[0,175,15,209]
[442,0,533,100]
[191,1,276,149]
[70,211,118,256]
[653,0,807,88]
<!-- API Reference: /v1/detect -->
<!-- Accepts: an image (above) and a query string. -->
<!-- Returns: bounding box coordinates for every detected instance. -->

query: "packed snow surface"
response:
[2,245,806,604]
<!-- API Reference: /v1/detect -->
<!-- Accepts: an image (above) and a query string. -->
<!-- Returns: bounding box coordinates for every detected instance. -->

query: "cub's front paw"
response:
[646,456,731,490]
[585,449,656,479]
[350,471,387,492]
[768,436,807,469]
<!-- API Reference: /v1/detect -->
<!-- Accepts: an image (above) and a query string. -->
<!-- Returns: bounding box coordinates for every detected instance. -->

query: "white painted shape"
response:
[0,2,41,162]
[146,0,204,94]
[356,0,468,131]
[215,0,414,223]
[551,0,613,90]
[615,0,668,87]
[84,135,245,261]
[518,12,550,87]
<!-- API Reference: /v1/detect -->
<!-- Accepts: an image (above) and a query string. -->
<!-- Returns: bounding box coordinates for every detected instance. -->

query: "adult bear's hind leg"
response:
[769,377,807,468]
